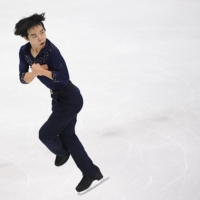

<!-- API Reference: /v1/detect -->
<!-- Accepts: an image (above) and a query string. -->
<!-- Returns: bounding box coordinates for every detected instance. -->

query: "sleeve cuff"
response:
[20,73,28,84]
[52,71,59,82]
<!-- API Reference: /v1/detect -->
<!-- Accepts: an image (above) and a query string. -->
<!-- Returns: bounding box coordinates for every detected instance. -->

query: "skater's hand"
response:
[31,63,45,76]
[41,64,49,70]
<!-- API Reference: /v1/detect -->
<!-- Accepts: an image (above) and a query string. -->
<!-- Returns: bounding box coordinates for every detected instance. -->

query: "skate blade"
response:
[77,177,110,196]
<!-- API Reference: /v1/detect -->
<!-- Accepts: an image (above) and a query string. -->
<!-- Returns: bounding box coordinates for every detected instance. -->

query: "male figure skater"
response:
[14,13,103,192]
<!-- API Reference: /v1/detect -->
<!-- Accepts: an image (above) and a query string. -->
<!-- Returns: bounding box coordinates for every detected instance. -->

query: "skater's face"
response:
[24,25,46,50]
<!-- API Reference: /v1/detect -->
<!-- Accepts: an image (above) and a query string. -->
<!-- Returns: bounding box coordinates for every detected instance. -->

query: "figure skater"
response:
[14,13,103,192]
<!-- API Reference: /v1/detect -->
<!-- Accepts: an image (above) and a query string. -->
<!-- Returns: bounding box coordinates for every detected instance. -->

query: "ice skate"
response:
[55,154,70,166]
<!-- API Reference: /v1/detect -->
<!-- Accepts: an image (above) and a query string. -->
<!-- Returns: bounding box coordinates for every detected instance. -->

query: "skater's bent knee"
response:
[38,126,46,142]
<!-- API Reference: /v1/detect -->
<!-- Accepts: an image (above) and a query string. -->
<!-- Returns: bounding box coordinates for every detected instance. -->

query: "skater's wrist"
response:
[23,72,37,83]
[41,69,53,80]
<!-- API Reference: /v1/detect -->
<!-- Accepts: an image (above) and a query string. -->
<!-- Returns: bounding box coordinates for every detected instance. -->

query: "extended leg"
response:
[59,116,99,177]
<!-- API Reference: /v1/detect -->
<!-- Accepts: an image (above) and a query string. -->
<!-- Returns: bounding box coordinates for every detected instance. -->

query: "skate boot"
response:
[55,154,70,166]
[76,170,103,192]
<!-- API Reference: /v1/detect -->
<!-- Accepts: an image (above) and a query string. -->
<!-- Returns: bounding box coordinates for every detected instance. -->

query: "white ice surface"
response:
[0,0,200,199]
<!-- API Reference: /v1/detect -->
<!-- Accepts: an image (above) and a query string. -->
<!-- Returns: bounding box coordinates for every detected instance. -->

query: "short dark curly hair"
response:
[14,13,46,38]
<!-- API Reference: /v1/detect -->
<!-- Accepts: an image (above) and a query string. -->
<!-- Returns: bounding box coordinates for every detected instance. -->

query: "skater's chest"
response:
[25,51,50,65]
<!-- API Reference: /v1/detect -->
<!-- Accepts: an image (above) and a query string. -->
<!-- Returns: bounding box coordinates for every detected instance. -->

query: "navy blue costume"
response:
[19,39,99,177]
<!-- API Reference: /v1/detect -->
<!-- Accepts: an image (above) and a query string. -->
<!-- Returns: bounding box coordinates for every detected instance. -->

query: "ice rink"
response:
[0,0,200,199]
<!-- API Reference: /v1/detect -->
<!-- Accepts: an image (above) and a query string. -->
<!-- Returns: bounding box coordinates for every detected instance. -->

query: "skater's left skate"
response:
[76,170,103,192]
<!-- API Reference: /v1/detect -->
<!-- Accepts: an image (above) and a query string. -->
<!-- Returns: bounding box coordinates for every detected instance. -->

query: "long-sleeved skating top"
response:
[19,38,70,90]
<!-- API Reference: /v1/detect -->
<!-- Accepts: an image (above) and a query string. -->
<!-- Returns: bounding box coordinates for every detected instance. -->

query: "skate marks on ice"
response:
[77,177,110,196]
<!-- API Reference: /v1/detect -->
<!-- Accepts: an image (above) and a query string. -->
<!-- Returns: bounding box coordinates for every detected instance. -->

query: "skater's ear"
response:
[23,36,29,41]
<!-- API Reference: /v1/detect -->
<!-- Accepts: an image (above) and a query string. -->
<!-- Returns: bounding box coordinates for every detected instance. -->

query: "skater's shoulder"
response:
[19,42,31,55]
[19,42,31,53]
[46,38,59,52]
[45,39,62,58]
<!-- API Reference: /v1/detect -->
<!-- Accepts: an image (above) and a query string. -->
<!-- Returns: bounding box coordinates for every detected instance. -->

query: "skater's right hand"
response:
[32,63,47,76]
[41,64,48,70]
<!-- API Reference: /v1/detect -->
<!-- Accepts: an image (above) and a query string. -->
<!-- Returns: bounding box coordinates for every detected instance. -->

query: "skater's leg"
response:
[39,111,75,156]
[59,116,99,177]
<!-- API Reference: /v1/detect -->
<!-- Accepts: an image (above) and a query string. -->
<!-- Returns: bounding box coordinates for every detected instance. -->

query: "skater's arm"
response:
[24,65,52,83]
[19,50,48,83]
[19,48,29,84]
[23,72,37,83]
[49,48,69,83]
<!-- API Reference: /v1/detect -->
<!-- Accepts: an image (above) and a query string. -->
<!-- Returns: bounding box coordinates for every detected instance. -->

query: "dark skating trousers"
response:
[39,82,99,178]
